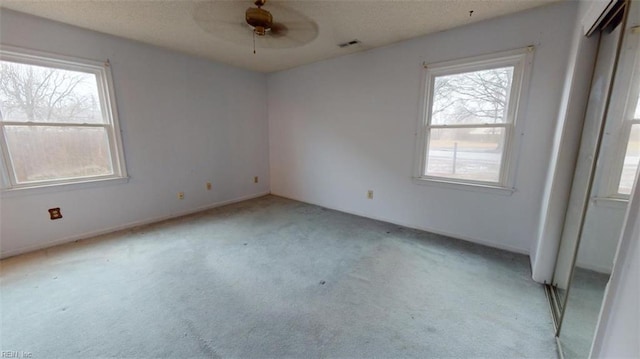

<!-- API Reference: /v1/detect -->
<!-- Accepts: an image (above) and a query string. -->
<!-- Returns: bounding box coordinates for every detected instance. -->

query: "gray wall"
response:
[267,2,578,254]
[0,10,270,257]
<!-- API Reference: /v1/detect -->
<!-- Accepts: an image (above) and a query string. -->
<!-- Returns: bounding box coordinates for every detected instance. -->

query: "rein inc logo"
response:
[1,351,32,358]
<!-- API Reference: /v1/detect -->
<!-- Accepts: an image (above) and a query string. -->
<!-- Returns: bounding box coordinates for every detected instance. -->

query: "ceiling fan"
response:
[193,0,318,53]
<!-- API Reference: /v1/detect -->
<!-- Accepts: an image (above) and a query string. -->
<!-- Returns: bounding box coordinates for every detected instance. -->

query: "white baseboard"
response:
[0,191,270,259]
[3,190,530,259]
[575,261,613,275]
[271,192,530,255]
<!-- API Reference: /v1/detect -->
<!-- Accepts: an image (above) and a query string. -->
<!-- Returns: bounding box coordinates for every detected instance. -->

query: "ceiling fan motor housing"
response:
[246,7,272,36]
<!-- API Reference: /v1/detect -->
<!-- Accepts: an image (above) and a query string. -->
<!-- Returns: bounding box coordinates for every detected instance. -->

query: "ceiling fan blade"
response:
[258,34,311,48]
[270,22,288,37]
[263,21,317,48]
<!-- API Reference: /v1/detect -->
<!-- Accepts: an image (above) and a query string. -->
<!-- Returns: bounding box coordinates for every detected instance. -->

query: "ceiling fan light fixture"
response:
[246,7,272,36]
[254,26,267,36]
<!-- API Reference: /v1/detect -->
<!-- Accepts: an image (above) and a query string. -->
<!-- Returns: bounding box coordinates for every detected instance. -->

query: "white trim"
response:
[411,176,515,196]
[593,196,629,209]
[428,123,509,130]
[583,0,617,36]
[596,26,640,198]
[101,57,129,181]
[573,261,612,275]
[0,45,128,190]
[414,46,534,190]
[422,46,535,72]
[0,176,130,198]
[1,121,110,127]
[0,45,108,73]
[0,191,271,259]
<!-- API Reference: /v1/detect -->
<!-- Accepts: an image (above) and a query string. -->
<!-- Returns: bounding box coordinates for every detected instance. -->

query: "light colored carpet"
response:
[0,195,557,358]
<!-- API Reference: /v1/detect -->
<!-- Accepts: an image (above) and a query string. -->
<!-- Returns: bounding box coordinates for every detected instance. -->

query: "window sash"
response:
[429,68,515,127]
[423,124,512,185]
[1,123,118,186]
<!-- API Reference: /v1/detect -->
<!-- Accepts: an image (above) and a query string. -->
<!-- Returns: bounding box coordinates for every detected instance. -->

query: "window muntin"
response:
[0,48,126,189]
[418,50,529,188]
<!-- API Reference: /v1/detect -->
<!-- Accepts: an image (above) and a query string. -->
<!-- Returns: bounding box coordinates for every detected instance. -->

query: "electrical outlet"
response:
[254,176,259,183]
[367,190,374,199]
[178,192,184,200]
[48,207,63,220]
[206,182,212,190]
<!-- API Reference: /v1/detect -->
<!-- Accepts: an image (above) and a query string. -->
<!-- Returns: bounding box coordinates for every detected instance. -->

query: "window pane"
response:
[431,67,514,125]
[0,61,105,124]
[618,124,640,195]
[425,127,505,183]
[3,125,113,183]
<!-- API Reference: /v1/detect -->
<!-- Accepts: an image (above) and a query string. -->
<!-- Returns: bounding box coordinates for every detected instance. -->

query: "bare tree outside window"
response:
[431,67,512,125]
[0,62,103,123]
[0,60,114,184]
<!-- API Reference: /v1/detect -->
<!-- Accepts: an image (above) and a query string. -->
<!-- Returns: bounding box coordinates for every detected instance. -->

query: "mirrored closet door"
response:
[547,0,640,357]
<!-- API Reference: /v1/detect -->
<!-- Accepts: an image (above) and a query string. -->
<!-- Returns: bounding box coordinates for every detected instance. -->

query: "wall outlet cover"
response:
[48,208,63,220]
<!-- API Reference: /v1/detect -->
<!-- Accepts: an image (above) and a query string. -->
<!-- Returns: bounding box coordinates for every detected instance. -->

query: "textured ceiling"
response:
[0,0,560,73]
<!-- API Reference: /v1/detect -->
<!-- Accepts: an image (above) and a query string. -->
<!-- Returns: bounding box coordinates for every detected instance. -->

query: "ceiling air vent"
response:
[338,39,361,48]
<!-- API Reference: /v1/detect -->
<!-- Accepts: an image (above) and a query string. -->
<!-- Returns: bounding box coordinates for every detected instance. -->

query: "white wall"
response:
[530,0,599,283]
[575,204,626,274]
[268,2,577,254]
[0,10,270,258]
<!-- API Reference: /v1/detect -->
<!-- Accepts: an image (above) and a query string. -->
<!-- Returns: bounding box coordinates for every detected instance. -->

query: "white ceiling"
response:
[0,0,560,73]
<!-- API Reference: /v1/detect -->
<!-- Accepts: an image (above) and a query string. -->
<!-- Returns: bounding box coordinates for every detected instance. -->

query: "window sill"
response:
[593,196,629,209]
[1,176,130,198]
[412,177,516,196]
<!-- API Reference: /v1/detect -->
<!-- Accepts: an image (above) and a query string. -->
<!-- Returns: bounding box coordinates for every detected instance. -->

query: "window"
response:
[415,48,532,189]
[0,47,127,190]
[613,93,640,196]
[599,38,640,201]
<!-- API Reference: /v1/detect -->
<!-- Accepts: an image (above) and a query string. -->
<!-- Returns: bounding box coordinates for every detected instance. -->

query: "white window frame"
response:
[605,119,640,199]
[598,32,640,201]
[413,47,534,193]
[0,46,128,192]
